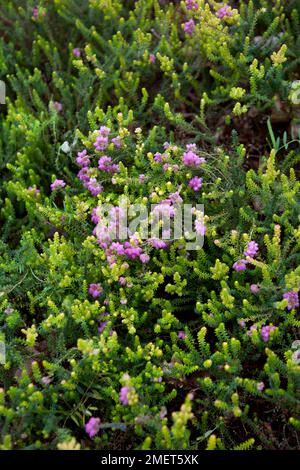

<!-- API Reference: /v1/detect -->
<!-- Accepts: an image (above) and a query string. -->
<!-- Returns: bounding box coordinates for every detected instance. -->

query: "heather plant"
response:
[0,0,299,451]
[1,111,300,449]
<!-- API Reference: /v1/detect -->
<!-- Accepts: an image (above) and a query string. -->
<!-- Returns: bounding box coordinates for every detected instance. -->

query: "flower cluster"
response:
[75,126,122,196]
[216,4,233,19]
[233,240,259,271]
[85,417,101,438]
[283,291,299,311]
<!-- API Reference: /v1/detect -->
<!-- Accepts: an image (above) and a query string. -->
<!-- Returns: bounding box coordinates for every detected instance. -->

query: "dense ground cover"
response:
[0,0,299,450]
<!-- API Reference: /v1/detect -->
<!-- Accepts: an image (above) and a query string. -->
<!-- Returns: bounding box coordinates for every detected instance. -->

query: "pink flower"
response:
[76,150,90,167]
[153,201,175,218]
[88,283,103,298]
[183,19,195,36]
[195,219,206,236]
[32,7,39,18]
[108,164,120,174]
[139,174,146,183]
[72,48,81,57]
[257,382,265,392]
[94,135,108,151]
[217,5,233,19]
[98,156,119,173]
[124,245,142,259]
[244,241,259,258]
[53,101,63,113]
[169,191,183,204]
[186,0,199,9]
[91,208,100,224]
[182,151,205,167]
[250,284,259,294]
[32,7,46,18]
[188,176,203,191]
[186,143,197,152]
[119,277,127,286]
[233,259,248,271]
[149,238,168,249]
[154,152,163,163]
[98,156,112,170]
[283,291,299,311]
[261,325,276,343]
[77,167,93,182]
[87,178,103,196]
[111,136,122,148]
[149,54,156,63]
[110,242,125,256]
[42,376,52,385]
[178,331,186,339]
[50,179,66,191]
[119,386,130,405]
[85,417,101,438]
[140,253,150,264]
[99,126,111,137]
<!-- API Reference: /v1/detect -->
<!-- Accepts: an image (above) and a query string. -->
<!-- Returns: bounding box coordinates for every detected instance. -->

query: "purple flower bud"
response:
[183,150,205,167]
[87,178,103,196]
[244,241,259,258]
[119,386,130,405]
[188,176,203,191]
[186,0,199,10]
[233,259,248,272]
[42,376,52,385]
[72,48,81,57]
[261,325,276,343]
[217,5,233,19]
[140,253,150,264]
[88,283,103,298]
[111,136,122,148]
[76,150,90,167]
[99,126,111,137]
[257,382,265,392]
[178,331,186,339]
[183,19,195,36]
[283,291,299,310]
[50,179,66,191]
[94,136,108,151]
[85,417,101,438]
[250,284,259,294]
[118,277,127,286]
